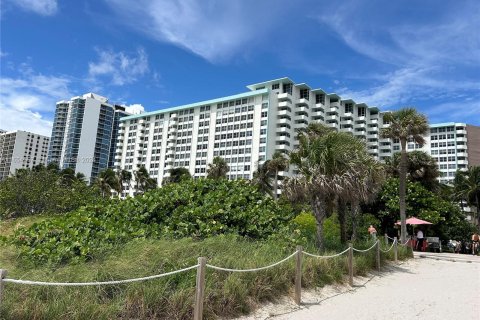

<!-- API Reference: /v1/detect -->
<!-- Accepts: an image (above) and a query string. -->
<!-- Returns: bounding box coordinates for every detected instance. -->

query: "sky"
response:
[1,0,479,136]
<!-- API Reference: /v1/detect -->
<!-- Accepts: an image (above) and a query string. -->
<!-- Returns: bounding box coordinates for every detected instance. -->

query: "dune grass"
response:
[0,219,411,320]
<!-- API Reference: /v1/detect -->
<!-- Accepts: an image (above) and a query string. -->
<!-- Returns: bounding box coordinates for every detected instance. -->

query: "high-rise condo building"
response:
[0,130,50,180]
[113,77,479,197]
[48,93,140,183]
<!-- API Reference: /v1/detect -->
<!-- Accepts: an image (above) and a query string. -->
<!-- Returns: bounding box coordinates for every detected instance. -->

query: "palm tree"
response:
[95,168,118,198]
[252,160,273,196]
[134,166,157,194]
[207,156,229,179]
[454,166,480,226]
[381,108,429,243]
[284,124,377,250]
[386,150,439,189]
[115,169,132,197]
[267,151,288,200]
[164,167,192,184]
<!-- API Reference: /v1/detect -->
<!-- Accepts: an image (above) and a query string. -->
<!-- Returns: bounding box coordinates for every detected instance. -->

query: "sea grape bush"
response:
[10,179,294,264]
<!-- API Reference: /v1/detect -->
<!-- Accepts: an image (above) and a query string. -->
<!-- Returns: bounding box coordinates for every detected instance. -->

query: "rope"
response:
[206,251,297,272]
[380,240,396,253]
[399,239,411,246]
[2,265,198,286]
[352,240,379,253]
[303,247,350,259]
[386,235,395,241]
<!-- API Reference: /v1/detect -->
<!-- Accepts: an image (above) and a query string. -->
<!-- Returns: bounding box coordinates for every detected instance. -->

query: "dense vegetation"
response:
[0,164,102,218]
[7,179,294,264]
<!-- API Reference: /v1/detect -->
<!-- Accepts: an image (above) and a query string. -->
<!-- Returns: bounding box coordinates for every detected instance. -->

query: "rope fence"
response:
[0,236,404,320]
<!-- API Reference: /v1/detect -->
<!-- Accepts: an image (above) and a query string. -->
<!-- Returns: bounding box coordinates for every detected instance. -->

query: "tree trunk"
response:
[476,194,480,227]
[273,169,278,201]
[337,199,347,243]
[399,138,408,243]
[311,195,326,251]
[351,200,360,241]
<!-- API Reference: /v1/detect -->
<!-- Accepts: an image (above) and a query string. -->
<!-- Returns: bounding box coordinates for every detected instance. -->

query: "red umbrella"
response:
[395,217,433,249]
[395,217,432,225]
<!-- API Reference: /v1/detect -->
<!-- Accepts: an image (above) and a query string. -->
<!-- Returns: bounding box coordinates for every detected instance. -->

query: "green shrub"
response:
[9,179,294,264]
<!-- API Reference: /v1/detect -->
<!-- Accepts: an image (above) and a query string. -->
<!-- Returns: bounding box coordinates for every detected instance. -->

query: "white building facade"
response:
[0,130,50,180]
[115,77,480,196]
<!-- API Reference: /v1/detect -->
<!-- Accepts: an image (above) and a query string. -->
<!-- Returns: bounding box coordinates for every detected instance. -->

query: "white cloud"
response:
[124,104,145,115]
[104,0,288,62]
[88,47,149,86]
[0,65,72,136]
[10,0,58,16]
[319,0,480,123]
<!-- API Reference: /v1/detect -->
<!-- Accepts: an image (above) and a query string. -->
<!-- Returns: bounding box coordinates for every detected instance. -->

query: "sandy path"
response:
[237,257,480,320]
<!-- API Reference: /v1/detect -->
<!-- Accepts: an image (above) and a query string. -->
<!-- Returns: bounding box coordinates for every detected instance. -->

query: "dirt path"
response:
[237,256,480,320]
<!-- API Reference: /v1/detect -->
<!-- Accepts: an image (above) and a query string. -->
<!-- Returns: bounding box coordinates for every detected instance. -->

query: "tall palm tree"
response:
[252,160,273,196]
[284,124,376,250]
[95,168,118,198]
[381,108,429,242]
[207,156,229,179]
[454,166,480,226]
[267,151,288,200]
[134,166,157,194]
[115,169,132,197]
[386,150,439,189]
[164,167,191,184]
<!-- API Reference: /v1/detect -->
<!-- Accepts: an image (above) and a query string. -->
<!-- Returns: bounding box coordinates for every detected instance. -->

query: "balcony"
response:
[295,115,309,122]
[295,122,308,130]
[276,126,290,132]
[341,119,353,125]
[312,110,324,117]
[296,106,309,113]
[327,122,338,128]
[370,118,378,124]
[278,109,291,117]
[341,127,353,133]
[368,134,379,139]
[277,92,291,101]
[278,101,291,108]
[296,98,309,106]
[278,118,291,124]
[275,144,291,151]
[355,123,366,128]
[276,136,291,144]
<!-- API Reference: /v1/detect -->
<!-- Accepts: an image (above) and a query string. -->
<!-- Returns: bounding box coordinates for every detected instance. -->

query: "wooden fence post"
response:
[384,233,388,245]
[348,243,353,286]
[194,257,206,320]
[394,237,398,263]
[294,246,302,305]
[376,241,381,271]
[0,269,7,309]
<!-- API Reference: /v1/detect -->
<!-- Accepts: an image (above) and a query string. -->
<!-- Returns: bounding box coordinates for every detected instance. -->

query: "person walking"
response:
[368,225,377,240]
[472,232,479,255]
[416,229,424,251]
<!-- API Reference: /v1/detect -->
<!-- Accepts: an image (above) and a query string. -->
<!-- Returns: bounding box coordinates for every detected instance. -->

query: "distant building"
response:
[0,130,50,180]
[47,93,143,183]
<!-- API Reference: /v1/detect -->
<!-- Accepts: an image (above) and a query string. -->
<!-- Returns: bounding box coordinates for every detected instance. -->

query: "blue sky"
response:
[1,0,479,136]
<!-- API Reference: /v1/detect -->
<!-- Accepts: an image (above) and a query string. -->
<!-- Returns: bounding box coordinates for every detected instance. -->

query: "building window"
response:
[300,89,310,100]
[272,83,280,90]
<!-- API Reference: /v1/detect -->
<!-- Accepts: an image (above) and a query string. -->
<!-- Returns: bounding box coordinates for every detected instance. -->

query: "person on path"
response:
[368,225,377,240]
[472,232,479,254]
[416,229,424,251]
